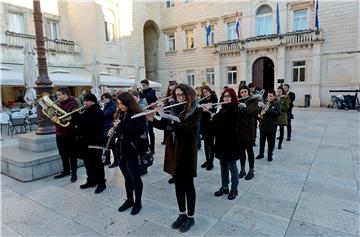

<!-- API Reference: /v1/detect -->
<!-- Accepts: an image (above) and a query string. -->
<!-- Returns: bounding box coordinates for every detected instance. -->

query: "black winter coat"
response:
[77,104,104,146]
[259,101,280,133]
[140,88,157,105]
[103,99,116,136]
[114,112,147,162]
[213,104,240,161]
[238,96,259,143]
[199,93,218,133]
[152,102,201,180]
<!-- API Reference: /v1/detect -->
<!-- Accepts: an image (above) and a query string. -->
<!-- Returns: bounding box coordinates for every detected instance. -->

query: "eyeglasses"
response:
[175,93,184,97]
[223,95,231,98]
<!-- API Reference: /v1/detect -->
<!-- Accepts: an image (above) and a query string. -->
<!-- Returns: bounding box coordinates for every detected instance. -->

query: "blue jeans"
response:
[220,160,239,190]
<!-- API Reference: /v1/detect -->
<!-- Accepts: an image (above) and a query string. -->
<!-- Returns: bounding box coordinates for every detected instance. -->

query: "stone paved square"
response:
[1,108,359,236]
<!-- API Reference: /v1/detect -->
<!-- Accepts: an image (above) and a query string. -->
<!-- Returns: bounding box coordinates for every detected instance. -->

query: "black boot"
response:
[214,187,229,196]
[171,214,186,229]
[206,163,214,170]
[80,182,96,189]
[268,155,273,162]
[54,171,70,179]
[179,216,195,233]
[130,202,142,215]
[118,200,134,212]
[200,162,207,168]
[228,189,238,200]
[168,178,175,184]
[239,168,246,179]
[94,184,106,194]
[256,154,264,159]
[70,174,77,183]
[245,169,254,180]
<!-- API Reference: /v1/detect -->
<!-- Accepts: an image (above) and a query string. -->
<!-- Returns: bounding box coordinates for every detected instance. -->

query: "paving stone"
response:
[222,206,290,237]
[126,221,183,237]
[286,219,358,237]
[293,191,360,236]
[205,220,271,237]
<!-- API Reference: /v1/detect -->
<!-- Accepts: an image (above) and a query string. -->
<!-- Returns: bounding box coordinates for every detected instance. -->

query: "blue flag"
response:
[206,20,211,46]
[315,0,319,31]
[276,2,280,35]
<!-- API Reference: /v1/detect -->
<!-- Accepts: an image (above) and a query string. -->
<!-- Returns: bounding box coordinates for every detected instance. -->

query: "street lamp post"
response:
[33,0,55,135]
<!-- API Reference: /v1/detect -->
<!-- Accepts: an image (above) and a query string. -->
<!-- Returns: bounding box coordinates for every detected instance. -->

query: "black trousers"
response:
[83,147,106,185]
[287,112,292,139]
[175,178,196,216]
[239,141,255,169]
[259,130,276,157]
[203,132,215,165]
[119,157,143,204]
[56,135,77,175]
[278,125,285,147]
[148,123,155,153]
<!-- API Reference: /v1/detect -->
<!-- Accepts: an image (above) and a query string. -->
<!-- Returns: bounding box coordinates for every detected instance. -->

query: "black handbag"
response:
[139,151,154,168]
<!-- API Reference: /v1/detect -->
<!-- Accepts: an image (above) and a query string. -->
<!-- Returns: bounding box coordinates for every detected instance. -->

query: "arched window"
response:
[104,10,116,41]
[256,5,273,36]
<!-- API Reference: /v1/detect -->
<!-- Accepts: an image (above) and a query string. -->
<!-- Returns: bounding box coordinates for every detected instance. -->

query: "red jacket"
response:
[55,96,79,136]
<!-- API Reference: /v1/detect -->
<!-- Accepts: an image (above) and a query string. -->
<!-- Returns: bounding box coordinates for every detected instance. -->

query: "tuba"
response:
[37,93,85,127]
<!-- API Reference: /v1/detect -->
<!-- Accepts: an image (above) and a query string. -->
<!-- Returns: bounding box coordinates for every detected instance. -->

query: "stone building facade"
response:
[0,0,359,107]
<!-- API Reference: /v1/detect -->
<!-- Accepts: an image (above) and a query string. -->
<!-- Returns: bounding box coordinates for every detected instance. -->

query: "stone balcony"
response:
[1,31,80,54]
[215,29,322,54]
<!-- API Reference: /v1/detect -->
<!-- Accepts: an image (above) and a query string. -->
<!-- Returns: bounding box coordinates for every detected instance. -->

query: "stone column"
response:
[214,53,222,95]
[240,49,248,84]
[311,42,322,107]
[277,45,286,87]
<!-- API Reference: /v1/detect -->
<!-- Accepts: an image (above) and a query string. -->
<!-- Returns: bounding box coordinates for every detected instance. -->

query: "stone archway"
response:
[252,56,275,91]
[143,20,159,82]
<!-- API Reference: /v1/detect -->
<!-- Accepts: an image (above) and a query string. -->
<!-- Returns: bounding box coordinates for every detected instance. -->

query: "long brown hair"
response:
[172,84,197,117]
[200,85,215,98]
[116,92,143,115]
[165,81,178,97]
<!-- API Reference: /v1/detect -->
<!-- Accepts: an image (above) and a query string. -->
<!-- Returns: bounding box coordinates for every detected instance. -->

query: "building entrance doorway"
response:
[252,57,274,91]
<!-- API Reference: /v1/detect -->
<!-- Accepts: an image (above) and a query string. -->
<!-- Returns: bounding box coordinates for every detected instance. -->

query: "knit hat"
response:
[84,93,97,103]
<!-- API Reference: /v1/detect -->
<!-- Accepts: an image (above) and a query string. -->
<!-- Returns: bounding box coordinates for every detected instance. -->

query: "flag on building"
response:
[235,11,240,39]
[206,20,211,46]
[276,2,280,35]
[315,0,319,32]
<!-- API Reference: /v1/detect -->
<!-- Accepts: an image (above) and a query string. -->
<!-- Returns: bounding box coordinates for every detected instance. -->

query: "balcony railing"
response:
[2,31,80,54]
[215,29,320,54]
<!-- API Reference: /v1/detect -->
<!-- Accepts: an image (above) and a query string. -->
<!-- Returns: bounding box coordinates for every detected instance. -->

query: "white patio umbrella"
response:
[23,41,37,105]
[90,53,101,101]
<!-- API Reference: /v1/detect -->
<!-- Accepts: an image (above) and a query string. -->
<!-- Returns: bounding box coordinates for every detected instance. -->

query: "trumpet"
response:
[131,101,187,119]
[258,100,271,119]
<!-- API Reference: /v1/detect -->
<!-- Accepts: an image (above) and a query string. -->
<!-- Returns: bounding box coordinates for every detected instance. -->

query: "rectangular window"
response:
[293,61,306,82]
[47,21,59,40]
[293,10,307,31]
[183,0,192,3]
[167,33,175,51]
[206,68,215,85]
[166,0,175,8]
[205,25,214,46]
[8,12,24,33]
[227,22,237,40]
[105,21,115,42]
[256,15,272,35]
[186,70,195,86]
[227,66,237,84]
[185,29,194,49]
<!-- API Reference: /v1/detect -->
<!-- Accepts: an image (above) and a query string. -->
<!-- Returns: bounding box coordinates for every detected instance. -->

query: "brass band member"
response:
[139,79,157,154]
[256,90,280,162]
[237,85,259,180]
[115,92,147,215]
[283,84,295,141]
[52,87,79,182]
[147,84,201,232]
[101,93,117,166]
[212,88,240,200]
[199,85,218,170]
[77,94,106,194]
[276,86,289,150]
